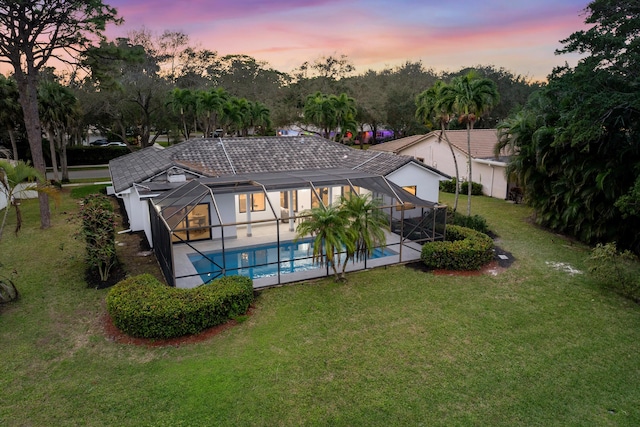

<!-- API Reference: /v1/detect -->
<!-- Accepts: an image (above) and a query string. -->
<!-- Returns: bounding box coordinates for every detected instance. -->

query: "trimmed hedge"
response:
[446,207,489,234]
[106,274,254,339]
[64,146,131,166]
[439,178,484,196]
[421,225,494,271]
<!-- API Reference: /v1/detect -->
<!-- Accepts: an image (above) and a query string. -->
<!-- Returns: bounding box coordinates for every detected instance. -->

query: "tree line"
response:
[16,0,630,251]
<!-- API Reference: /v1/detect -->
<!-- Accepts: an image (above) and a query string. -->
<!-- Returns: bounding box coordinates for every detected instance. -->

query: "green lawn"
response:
[1,192,639,426]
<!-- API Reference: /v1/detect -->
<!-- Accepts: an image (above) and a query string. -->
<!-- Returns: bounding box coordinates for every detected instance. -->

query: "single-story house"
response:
[108,135,450,288]
[370,129,513,199]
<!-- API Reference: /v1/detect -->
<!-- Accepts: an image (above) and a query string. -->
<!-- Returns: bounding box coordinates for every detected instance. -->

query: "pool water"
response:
[188,238,397,283]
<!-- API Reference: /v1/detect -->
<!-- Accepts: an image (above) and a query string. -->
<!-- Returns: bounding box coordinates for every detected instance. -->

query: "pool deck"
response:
[172,223,423,289]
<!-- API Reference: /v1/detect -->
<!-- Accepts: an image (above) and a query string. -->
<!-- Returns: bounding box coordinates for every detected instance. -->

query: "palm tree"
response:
[168,88,196,140]
[339,193,387,278]
[38,81,79,183]
[330,93,357,142]
[416,81,461,212]
[295,203,355,282]
[496,109,538,195]
[197,87,227,138]
[441,71,500,215]
[0,160,55,240]
[304,91,337,138]
[39,81,81,182]
[221,97,250,136]
[0,75,22,161]
[247,101,271,135]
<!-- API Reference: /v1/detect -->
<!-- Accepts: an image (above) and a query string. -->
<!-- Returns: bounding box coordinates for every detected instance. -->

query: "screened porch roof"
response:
[151,168,439,229]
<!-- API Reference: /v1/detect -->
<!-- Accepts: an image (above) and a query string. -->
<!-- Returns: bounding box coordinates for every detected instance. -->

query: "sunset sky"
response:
[26,1,594,81]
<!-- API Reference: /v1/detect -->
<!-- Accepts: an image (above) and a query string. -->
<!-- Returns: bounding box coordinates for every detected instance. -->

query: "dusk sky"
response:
[104,0,592,81]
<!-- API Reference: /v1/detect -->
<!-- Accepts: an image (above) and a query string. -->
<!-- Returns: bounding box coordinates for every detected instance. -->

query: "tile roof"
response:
[109,135,445,193]
[367,134,427,154]
[370,129,509,160]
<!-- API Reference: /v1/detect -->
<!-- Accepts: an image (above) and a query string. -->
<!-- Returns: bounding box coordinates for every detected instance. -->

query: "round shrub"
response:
[106,274,254,339]
[421,225,494,271]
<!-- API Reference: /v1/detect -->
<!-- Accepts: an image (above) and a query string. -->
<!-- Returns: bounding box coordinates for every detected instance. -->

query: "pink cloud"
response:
[102,0,590,80]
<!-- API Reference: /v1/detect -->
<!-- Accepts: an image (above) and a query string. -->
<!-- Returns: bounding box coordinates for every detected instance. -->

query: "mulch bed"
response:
[405,244,516,276]
[101,307,254,347]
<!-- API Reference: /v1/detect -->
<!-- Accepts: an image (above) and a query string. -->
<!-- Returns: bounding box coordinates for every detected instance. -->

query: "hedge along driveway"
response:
[1,192,640,426]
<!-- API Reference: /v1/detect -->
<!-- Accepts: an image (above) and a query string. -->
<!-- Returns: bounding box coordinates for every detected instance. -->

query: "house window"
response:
[403,185,417,195]
[239,193,266,213]
[311,187,329,208]
[280,190,298,212]
[342,185,360,197]
[170,203,211,242]
[397,186,417,211]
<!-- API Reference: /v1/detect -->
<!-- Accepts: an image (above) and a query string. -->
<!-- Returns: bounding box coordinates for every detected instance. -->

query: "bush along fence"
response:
[106,274,254,339]
[421,225,494,270]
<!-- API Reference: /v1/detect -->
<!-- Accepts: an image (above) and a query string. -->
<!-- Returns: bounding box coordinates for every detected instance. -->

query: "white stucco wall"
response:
[395,136,509,199]
[472,160,509,199]
[385,162,442,204]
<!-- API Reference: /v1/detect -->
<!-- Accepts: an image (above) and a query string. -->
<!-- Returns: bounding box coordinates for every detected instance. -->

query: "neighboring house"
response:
[370,129,512,199]
[109,135,450,288]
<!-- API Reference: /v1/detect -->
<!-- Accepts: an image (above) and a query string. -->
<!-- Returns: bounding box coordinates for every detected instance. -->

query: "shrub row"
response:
[62,146,130,166]
[106,274,254,339]
[439,178,484,196]
[421,225,494,270]
[446,207,489,234]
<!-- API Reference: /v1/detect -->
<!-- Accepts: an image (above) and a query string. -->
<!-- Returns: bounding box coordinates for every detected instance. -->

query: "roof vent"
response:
[167,167,186,183]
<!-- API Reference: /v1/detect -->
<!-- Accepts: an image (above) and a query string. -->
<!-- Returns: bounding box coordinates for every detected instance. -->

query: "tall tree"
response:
[330,93,357,142]
[38,80,81,182]
[247,101,272,136]
[498,0,640,254]
[0,0,119,228]
[169,88,197,140]
[303,91,336,138]
[416,81,461,211]
[303,91,357,140]
[0,75,22,160]
[196,88,227,138]
[221,96,250,136]
[441,71,500,215]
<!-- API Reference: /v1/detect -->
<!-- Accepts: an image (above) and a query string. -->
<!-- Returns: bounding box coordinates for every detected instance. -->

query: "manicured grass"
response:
[69,184,110,199]
[1,193,640,426]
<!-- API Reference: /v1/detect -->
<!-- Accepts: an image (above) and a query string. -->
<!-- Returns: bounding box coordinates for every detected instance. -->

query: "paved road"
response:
[46,166,111,181]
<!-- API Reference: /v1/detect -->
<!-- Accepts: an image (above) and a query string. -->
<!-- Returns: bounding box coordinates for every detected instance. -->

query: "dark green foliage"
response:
[497,0,640,255]
[421,225,494,270]
[588,242,640,303]
[65,146,130,165]
[440,178,483,196]
[106,274,254,339]
[446,207,489,234]
[78,194,116,282]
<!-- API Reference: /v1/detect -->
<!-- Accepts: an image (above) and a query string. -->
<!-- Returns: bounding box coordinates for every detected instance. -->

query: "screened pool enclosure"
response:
[149,169,447,288]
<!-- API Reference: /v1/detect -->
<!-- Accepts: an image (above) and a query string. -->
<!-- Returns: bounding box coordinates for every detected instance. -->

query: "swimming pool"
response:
[188,238,397,283]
